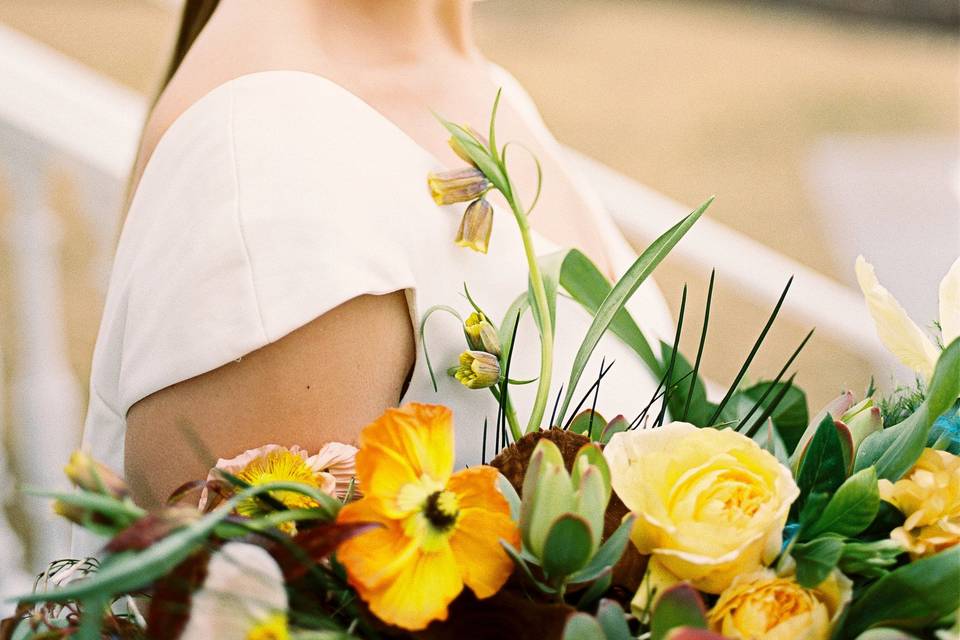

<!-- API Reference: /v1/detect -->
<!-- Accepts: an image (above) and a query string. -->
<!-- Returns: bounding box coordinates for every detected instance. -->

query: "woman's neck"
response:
[217,0,478,67]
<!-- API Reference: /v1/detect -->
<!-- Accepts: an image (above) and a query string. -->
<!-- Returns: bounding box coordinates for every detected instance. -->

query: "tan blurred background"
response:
[0,0,957,576]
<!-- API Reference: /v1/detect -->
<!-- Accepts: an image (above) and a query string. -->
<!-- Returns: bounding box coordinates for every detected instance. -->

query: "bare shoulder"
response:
[125,292,415,507]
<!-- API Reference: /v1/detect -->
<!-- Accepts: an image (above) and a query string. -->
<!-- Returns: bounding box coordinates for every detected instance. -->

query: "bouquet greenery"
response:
[4,94,958,640]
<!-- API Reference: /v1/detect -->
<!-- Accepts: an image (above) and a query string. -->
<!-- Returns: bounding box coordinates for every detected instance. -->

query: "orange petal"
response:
[362,544,463,631]
[449,509,518,599]
[447,466,519,598]
[447,466,510,513]
[357,404,455,503]
[336,499,418,590]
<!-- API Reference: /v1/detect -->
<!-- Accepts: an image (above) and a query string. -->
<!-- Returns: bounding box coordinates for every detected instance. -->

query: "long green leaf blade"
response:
[555,197,713,425]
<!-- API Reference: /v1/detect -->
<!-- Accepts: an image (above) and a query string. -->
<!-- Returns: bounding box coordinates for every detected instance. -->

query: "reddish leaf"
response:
[270,521,381,581]
[105,507,201,553]
[146,549,211,640]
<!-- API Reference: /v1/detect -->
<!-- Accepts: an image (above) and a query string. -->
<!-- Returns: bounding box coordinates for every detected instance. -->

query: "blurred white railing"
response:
[0,21,892,608]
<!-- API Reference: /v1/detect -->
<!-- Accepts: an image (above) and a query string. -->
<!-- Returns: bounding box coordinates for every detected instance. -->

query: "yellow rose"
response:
[878,448,960,559]
[605,423,799,596]
[707,568,852,640]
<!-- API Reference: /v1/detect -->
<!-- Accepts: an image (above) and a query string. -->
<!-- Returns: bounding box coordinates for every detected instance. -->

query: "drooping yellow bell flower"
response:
[335,403,519,631]
[855,255,959,381]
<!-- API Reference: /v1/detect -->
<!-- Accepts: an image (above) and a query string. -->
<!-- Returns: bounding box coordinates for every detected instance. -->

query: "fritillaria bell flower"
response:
[454,350,501,389]
[427,167,491,205]
[455,198,494,254]
[464,311,501,357]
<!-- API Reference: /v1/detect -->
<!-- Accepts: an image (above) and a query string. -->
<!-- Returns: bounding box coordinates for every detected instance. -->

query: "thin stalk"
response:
[506,195,554,433]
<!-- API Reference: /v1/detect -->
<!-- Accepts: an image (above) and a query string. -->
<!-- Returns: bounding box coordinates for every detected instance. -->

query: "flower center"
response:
[234,450,321,532]
[423,490,460,531]
[246,612,290,640]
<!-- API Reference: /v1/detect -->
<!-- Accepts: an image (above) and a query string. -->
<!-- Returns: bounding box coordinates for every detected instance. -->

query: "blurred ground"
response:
[0,0,957,415]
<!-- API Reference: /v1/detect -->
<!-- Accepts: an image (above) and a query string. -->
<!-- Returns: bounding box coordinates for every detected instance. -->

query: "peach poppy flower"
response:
[335,403,519,631]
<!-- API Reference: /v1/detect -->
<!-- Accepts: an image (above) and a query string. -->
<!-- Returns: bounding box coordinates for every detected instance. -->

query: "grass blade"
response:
[682,269,714,421]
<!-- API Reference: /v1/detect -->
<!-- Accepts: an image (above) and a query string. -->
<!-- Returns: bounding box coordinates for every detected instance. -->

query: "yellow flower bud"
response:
[427,168,491,206]
[454,350,501,389]
[464,312,501,357]
[455,198,494,254]
[64,450,128,498]
[52,499,88,525]
[448,126,490,167]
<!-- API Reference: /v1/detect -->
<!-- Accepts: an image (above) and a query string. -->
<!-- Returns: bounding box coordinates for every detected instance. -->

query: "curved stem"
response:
[507,198,554,433]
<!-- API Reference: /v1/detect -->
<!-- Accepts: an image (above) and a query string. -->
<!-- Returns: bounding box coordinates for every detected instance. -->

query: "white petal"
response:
[855,255,939,380]
[939,256,960,346]
[180,543,288,640]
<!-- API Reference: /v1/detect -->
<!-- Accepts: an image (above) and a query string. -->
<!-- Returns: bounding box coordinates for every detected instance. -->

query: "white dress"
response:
[80,68,673,480]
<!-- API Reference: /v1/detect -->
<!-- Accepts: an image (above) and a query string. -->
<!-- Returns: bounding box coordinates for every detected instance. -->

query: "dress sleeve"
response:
[107,72,431,416]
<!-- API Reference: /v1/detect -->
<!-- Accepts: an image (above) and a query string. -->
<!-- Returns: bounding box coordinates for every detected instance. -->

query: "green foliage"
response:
[842,547,960,637]
[802,467,879,540]
[791,537,844,588]
[793,416,847,518]
[568,409,607,438]
[661,343,712,427]
[554,198,713,426]
[650,584,708,640]
[856,337,960,480]
[877,382,926,428]
[542,514,596,578]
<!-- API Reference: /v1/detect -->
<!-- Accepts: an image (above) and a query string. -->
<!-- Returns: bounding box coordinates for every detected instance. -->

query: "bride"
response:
[80,0,674,514]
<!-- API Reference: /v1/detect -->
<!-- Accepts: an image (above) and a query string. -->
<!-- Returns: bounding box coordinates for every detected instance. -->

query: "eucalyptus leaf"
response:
[855,338,960,480]
[842,547,960,637]
[556,198,713,425]
[803,467,879,540]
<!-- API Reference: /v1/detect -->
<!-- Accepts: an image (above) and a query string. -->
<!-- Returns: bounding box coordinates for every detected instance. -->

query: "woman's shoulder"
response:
[101,71,441,417]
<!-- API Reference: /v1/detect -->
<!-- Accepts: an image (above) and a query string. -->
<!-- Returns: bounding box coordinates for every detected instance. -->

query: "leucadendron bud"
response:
[454,350,501,389]
[64,450,128,498]
[455,198,494,254]
[464,312,501,357]
[427,168,491,205]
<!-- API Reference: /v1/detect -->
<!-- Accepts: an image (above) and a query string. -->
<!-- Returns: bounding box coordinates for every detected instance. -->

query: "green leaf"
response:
[556,249,661,376]
[17,481,325,603]
[569,514,636,584]
[499,293,530,367]
[856,337,960,480]
[576,568,613,610]
[542,514,595,578]
[793,415,847,517]
[596,599,633,640]
[791,537,843,588]
[852,630,923,640]
[742,381,809,449]
[563,613,605,640]
[803,467,879,540]
[419,304,465,392]
[556,198,712,425]
[650,583,708,640]
[571,443,612,501]
[842,546,960,637]
[438,119,510,194]
[661,343,710,427]
[568,410,607,438]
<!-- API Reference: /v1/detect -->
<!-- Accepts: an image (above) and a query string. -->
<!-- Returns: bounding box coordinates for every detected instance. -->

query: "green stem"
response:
[489,387,523,442]
[507,198,554,434]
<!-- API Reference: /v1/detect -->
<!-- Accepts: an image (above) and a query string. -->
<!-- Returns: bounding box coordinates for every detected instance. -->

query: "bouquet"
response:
[4,93,958,640]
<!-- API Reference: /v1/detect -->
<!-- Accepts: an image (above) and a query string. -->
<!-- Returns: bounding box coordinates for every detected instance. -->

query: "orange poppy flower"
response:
[336,403,519,630]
